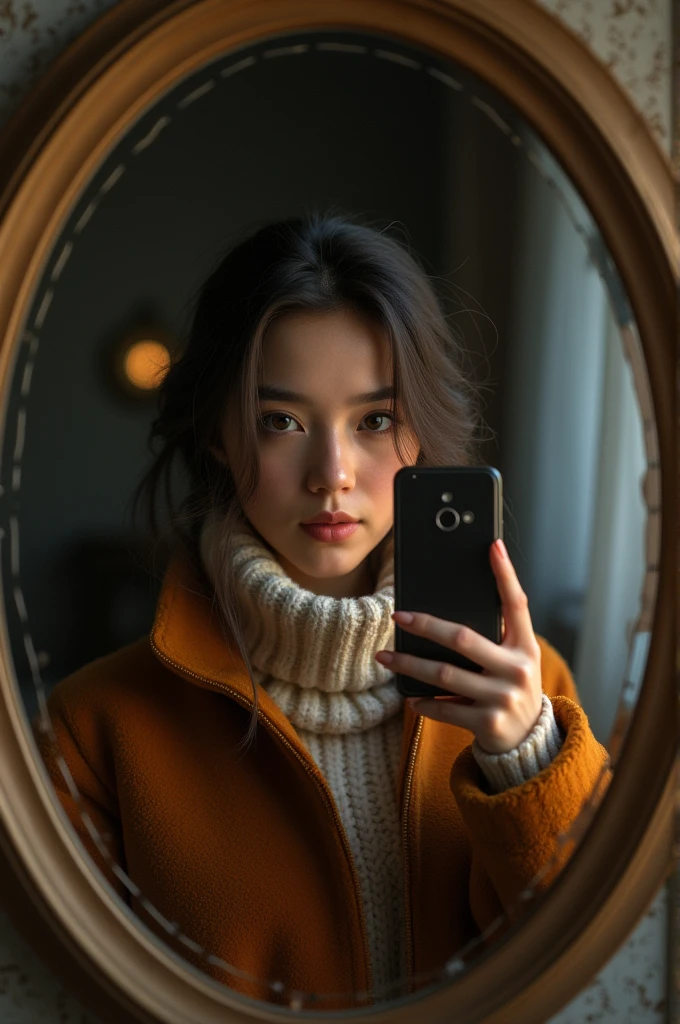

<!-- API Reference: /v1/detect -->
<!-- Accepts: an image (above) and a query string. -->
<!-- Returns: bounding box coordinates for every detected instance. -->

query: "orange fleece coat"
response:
[33,549,611,1009]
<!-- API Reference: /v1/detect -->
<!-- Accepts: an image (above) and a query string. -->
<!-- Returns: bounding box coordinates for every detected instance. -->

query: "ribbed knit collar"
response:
[199,514,403,734]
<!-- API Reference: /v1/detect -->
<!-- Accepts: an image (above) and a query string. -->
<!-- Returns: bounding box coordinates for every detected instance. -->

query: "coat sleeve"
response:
[449,634,611,937]
[30,678,131,907]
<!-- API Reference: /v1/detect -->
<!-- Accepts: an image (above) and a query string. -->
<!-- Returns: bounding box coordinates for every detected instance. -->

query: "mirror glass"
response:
[2,26,659,1013]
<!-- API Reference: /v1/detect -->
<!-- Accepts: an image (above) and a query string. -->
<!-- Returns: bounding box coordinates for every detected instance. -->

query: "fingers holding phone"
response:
[384,467,543,753]
[377,536,544,753]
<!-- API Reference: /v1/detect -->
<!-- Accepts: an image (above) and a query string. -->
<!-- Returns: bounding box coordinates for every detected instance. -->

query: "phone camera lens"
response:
[435,507,460,531]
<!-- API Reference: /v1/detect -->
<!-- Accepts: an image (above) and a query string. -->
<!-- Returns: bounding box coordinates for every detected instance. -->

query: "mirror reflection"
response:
[3,28,655,1012]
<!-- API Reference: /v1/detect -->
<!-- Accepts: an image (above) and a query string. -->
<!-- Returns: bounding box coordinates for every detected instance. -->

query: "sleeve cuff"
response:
[471,693,564,793]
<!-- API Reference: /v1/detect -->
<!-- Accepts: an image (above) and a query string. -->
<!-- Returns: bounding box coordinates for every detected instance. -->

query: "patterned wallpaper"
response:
[540,0,671,152]
[0,1,673,1023]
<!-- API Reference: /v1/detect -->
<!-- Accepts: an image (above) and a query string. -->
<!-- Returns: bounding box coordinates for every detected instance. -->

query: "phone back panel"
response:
[394,466,503,696]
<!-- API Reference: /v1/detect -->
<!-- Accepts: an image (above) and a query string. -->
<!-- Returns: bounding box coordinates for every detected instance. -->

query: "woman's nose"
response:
[305,431,356,493]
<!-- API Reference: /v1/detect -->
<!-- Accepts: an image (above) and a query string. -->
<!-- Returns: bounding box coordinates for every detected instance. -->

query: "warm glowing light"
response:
[122,339,171,391]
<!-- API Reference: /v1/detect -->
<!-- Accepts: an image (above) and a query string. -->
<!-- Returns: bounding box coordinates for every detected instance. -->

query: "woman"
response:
[34,213,610,1010]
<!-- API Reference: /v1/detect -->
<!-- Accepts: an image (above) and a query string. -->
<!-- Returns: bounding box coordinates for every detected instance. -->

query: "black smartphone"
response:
[393,466,503,698]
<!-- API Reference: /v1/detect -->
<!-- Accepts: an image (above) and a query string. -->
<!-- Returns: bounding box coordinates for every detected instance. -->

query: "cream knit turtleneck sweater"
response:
[199,515,563,999]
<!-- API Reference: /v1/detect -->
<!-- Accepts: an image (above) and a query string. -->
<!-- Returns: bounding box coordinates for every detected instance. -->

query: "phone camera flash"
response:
[462,511,474,524]
[441,491,452,502]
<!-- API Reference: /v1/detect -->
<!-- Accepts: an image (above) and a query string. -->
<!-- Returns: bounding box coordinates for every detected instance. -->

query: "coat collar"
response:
[149,546,304,745]
[149,545,421,784]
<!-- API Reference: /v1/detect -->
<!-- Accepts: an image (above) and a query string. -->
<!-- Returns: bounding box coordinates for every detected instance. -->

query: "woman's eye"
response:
[260,412,299,433]
[362,412,395,433]
[259,411,396,434]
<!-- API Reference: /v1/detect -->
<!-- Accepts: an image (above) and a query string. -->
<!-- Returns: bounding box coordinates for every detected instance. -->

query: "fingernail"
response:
[496,539,508,559]
[393,611,414,623]
[376,650,393,663]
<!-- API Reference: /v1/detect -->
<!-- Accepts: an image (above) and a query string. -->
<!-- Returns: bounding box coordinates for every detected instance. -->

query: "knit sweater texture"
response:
[199,514,563,994]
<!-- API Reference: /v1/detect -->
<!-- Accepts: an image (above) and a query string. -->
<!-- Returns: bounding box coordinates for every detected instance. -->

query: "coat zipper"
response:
[149,635,374,1002]
[401,714,424,991]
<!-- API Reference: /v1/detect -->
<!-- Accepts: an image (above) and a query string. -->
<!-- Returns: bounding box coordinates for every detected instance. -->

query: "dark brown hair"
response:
[132,211,485,746]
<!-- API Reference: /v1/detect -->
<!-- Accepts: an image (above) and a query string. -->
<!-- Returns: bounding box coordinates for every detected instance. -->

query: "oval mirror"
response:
[0,2,674,1022]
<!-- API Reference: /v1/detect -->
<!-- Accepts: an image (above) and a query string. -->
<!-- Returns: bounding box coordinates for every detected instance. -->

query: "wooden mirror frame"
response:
[0,1,675,1021]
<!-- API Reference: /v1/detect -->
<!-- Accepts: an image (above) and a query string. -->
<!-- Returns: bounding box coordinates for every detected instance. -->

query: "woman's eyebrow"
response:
[257,385,395,405]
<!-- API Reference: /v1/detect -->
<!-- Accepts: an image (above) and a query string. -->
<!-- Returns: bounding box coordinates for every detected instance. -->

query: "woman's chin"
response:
[276,541,372,596]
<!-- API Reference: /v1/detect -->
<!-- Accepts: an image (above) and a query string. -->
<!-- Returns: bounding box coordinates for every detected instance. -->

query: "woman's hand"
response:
[375,538,543,755]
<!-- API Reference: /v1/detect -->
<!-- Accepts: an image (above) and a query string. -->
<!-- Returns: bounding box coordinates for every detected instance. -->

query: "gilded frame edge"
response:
[0,1,675,1022]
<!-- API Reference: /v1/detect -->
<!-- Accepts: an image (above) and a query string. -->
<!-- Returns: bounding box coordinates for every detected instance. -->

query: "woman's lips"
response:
[300,522,360,542]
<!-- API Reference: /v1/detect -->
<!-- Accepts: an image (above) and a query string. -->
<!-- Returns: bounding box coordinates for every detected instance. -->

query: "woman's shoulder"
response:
[44,636,171,717]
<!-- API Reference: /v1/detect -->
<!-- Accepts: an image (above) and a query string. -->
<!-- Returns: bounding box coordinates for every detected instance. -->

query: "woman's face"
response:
[216,307,419,598]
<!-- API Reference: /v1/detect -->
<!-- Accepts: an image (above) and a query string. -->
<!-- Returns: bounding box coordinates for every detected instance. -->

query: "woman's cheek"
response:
[365,451,401,514]
[252,451,296,510]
